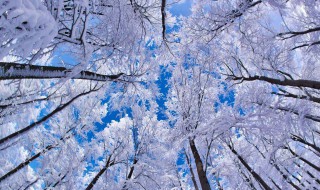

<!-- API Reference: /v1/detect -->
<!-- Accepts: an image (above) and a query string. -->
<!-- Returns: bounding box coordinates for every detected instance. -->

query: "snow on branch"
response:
[0,62,131,82]
[0,0,57,59]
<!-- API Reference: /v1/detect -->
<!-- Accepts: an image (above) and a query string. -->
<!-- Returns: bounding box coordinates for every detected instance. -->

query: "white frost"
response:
[0,0,58,59]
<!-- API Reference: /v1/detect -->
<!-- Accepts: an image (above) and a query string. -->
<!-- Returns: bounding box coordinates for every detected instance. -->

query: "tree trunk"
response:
[291,134,320,154]
[23,178,39,190]
[270,159,301,190]
[0,145,54,182]
[0,125,81,182]
[265,104,320,123]
[233,75,320,90]
[227,144,272,190]
[272,91,320,104]
[0,62,125,81]
[0,88,99,145]
[45,172,68,189]
[236,162,257,190]
[85,155,112,190]
[295,162,320,185]
[269,177,281,190]
[126,158,138,180]
[122,158,138,190]
[286,146,320,172]
[189,139,211,190]
[184,150,200,190]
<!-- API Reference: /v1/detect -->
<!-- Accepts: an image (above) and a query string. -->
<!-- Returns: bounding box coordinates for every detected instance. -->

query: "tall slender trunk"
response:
[184,150,200,190]
[215,175,223,190]
[0,88,99,145]
[85,155,112,190]
[23,178,39,190]
[295,162,320,185]
[269,177,281,190]
[122,158,138,190]
[283,167,307,188]
[291,134,320,154]
[45,172,68,189]
[272,90,320,104]
[126,158,138,180]
[235,162,257,190]
[286,146,320,172]
[0,62,125,81]
[270,160,301,190]
[261,104,320,123]
[232,75,320,90]
[189,139,211,190]
[244,136,300,189]
[227,144,272,190]
[0,125,81,182]
[160,0,166,40]
[0,145,54,182]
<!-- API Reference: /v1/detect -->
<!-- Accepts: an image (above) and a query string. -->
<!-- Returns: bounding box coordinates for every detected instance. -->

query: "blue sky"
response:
[29,1,195,186]
[170,0,193,17]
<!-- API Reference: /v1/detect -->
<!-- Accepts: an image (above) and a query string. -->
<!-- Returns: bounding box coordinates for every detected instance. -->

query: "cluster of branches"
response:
[167,0,320,189]
[0,0,170,189]
[1,0,320,189]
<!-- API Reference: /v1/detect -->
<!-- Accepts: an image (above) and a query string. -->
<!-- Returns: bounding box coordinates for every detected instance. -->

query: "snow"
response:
[0,0,57,59]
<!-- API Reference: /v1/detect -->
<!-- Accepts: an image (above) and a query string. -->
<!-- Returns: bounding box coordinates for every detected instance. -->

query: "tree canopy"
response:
[0,0,319,189]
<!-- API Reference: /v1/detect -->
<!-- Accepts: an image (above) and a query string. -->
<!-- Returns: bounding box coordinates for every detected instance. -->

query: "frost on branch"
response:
[0,0,57,59]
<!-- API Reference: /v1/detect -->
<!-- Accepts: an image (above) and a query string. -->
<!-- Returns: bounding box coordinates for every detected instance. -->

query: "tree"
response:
[177,0,320,188]
[166,49,222,189]
[1,0,320,189]
[0,0,166,188]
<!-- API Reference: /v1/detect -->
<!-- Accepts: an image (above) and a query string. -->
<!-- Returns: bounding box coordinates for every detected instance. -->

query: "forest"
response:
[0,0,319,189]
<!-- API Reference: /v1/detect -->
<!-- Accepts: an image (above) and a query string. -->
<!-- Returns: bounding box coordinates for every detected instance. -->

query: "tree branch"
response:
[0,88,100,146]
[0,62,126,81]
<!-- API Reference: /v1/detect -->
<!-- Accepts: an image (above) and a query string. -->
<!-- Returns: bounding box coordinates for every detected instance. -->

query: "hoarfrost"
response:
[0,0,58,59]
